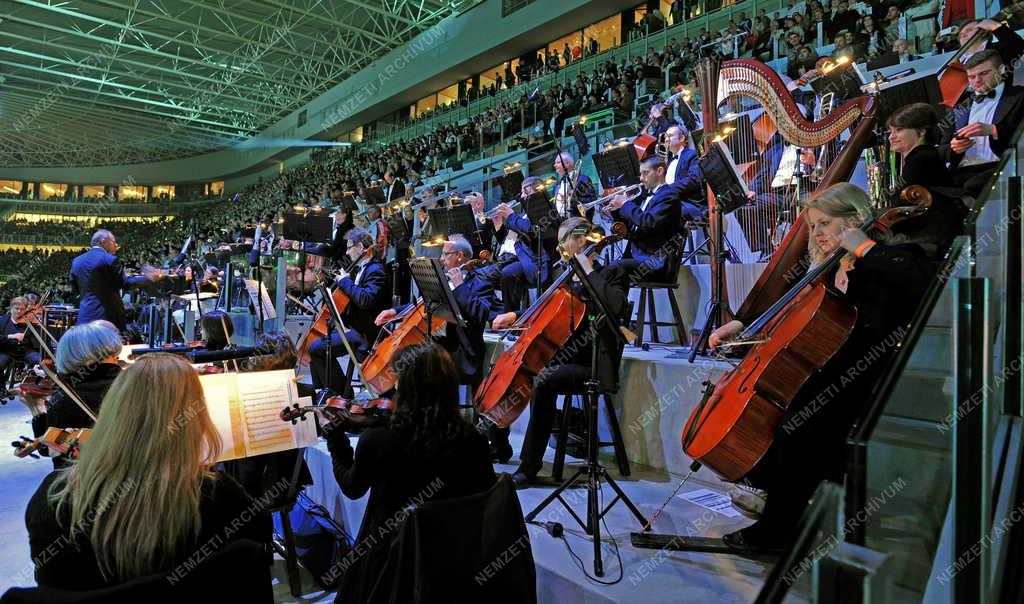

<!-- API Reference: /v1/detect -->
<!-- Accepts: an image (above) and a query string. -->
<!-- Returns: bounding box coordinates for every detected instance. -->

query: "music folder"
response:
[200,369,317,462]
[699,141,752,214]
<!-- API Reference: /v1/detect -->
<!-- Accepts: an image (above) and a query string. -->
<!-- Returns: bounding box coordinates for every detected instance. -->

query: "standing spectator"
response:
[563,43,571,65]
[904,0,939,53]
[671,0,684,26]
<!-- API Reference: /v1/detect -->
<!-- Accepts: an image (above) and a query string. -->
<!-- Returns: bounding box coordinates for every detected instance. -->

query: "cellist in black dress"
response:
[709,183,937,550]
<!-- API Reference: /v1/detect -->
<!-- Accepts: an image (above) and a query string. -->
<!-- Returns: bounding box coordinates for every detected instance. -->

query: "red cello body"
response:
[297,288,351,366]
[474,287,586,427]
[360,301,446,393]
[681,284,856,481]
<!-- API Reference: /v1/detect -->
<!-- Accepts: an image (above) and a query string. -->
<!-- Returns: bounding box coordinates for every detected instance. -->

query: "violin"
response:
[680,205,928,481]
[7,359,57,399]
[280,396,396,434]
[13,427,91,459]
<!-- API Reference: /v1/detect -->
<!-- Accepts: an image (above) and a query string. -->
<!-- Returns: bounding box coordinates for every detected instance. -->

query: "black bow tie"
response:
[974,90,997,102]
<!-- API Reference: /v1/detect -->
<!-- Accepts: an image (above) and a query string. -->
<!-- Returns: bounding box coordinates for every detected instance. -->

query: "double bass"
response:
[680,205,928,481]
[475,227,623,427]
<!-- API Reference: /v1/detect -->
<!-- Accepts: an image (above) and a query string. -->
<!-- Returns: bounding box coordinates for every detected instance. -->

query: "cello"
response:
[296,248,370,366]
[474,227,624,427]
[360,252,490,393]
[680,204,928,481]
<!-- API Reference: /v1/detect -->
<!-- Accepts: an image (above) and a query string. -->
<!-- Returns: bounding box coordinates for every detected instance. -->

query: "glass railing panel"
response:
[851,238,970,598]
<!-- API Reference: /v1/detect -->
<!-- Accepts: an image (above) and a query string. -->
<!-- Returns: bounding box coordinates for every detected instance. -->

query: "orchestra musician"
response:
[491,177,556,312]
[365,204,390,261]
[552,152,597,220]
[25,354,268,591]
[383,169,405,204]
[307,228,389,398]
[606,156,684,282]
[374,236,510,461]
[663,125,709,221]
[885,103,966,256]
[957,17,1024,68]
[299,205,354,263]
[323,343,497,601]
[0,296,42,369]
[708,183,935,551]
[941,49,1024,198]
[69,230,160,331]
[492,218,632,486]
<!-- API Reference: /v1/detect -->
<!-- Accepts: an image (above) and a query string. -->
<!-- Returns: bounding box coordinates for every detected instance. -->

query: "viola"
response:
[474,229,624,427]
[13,426,91,459]
[680,205,928,481]
[280,396,396,434]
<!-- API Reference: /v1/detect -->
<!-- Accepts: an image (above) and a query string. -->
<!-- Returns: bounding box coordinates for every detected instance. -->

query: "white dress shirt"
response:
[962,82,1004,167]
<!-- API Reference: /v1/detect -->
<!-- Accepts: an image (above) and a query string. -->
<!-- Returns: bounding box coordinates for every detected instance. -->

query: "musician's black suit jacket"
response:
[69,247,147,330]
[394,269,501,383]
[385,179,406,203]
[615,184,682,279]
[336,259,390,350]
[670,147,708,220]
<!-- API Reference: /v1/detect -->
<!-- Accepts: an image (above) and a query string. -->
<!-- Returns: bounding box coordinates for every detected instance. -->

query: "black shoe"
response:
[511,471,539,489]
[722,525,783,554]
[490,442,514,464]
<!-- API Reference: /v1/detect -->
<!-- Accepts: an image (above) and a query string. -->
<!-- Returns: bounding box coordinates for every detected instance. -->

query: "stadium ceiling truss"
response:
[0,0,478,169]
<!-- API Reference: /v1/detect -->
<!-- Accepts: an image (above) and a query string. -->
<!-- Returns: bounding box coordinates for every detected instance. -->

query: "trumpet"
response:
[580,183,645,211]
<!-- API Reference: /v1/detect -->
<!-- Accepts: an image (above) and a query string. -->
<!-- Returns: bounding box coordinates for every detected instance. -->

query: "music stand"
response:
[445,204,482,248]
[524,256,645,578]
[593,144,640,189]
[523,191,558,240]
[408,258,465,333]
[863,69,942,125]
[361,186,386,206]
[283,211,334,245]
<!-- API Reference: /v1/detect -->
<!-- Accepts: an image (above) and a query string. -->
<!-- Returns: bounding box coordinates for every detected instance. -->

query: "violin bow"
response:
[219,311,241,373]
[23,325,97,423]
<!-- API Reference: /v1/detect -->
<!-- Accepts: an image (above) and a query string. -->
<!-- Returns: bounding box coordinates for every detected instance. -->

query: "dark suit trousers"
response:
[954,161,999,199]
[518,364,591,474]
[0,350,41,368]
[308,329,366,397]
[501,260,547,312]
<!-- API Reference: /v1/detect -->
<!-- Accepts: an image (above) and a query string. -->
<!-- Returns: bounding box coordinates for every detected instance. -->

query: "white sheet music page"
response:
[236,369,315,457]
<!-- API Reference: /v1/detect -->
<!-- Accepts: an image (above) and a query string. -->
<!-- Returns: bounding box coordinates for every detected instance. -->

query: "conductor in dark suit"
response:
[308,228,390,397]
[69,230,158,330]
[383,170,405,204]
[941,49,1024,197]
[607,156,683,281]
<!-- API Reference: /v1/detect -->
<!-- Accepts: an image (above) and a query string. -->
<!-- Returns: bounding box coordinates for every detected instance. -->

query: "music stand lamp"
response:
[524,256,646,577]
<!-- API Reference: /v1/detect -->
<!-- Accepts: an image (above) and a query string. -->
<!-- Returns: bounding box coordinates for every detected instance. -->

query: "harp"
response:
[695,58,878,323]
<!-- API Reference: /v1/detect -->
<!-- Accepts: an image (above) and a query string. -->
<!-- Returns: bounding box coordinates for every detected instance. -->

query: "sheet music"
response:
[200,369,316,462]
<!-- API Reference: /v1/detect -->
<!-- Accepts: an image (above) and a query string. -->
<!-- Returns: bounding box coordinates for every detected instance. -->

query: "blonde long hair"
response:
[49,353,222,582]
[803,183,880,266]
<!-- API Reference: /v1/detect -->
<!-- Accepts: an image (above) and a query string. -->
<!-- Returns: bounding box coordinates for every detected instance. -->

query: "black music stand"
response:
[446,204,482,248]
[361,186,386,206]
[689,141,749,363]
[503,170,525,201]
[524,256,645,578]
[283,211,334,245]
[593,144,640,189]
[408,258,466,334]
[523,191,558,292]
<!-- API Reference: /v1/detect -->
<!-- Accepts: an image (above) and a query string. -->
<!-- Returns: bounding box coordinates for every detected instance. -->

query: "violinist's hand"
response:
[838,227,873,254]
[709,320,744,350]
[447,267,464,287]
[491,312,517,330]
[19,392,46,417]
[7,332,24,342]
[375,309,398,326]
